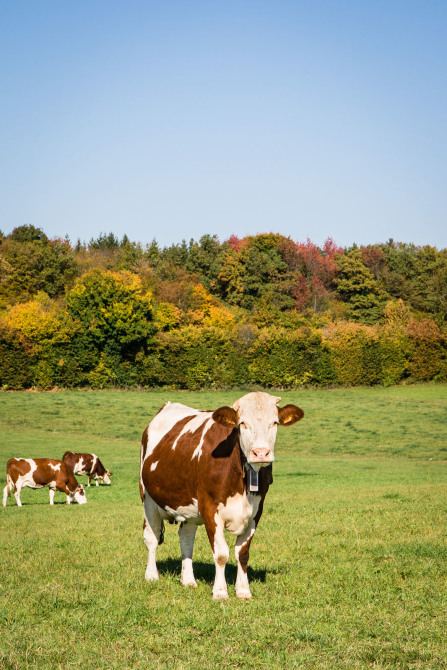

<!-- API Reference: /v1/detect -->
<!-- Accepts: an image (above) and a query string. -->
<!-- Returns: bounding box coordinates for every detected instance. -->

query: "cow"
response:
[140,391,304,600]
[2,458,87,507]
[62,451,112,487]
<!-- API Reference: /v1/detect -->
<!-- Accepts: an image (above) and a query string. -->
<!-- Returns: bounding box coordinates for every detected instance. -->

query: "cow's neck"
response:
[239,448,272,493]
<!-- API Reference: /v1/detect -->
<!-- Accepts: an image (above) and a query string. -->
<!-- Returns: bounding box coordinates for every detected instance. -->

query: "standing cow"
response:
[2,458,87,507]
[140,391,304,599]
[62,451,112,487]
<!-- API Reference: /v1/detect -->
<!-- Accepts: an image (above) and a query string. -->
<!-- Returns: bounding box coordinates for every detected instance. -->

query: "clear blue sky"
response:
[1,1,446,250]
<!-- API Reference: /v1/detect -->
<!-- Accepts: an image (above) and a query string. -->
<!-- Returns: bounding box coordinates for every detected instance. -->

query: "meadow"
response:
[0,384,446,669]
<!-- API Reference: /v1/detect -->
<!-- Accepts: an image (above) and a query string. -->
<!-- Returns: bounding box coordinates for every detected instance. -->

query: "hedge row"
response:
[1,320,446,390]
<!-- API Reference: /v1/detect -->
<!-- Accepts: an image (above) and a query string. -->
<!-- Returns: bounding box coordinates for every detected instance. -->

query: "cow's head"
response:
[72,484,87,504]
[212,392,304,469]
[102,471,112,485]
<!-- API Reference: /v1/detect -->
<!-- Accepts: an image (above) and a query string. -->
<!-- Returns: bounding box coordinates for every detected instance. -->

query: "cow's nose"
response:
[250,447,272,463]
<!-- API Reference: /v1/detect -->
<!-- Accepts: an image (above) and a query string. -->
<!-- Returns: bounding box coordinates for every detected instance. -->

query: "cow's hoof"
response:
[212,591,229,601]
[145,573,159,583]
[182,580,198,588]
[236,592,252,600]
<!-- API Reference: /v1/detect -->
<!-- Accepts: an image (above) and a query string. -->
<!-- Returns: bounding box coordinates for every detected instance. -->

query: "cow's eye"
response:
[239,421,247,429]
[270,421,279,428]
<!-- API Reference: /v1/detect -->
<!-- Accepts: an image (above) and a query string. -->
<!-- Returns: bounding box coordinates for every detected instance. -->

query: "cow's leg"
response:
[87,475,92,487]
[55,483,72,504]
[49,487,55,505]
[143,494,163,582]
[203,513,229,600]
[179,522,198,587]
[2,477,12,507]
[235,521,256,599]
[95,476,100,487]
[13,483,23,507]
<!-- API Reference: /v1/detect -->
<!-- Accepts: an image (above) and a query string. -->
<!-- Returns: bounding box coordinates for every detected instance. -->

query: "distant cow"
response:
[62,451,112,487]
[140,391,304,599]
[2,458,87,507]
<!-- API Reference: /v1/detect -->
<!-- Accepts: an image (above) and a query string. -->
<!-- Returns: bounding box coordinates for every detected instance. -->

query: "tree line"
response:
[1,225,446,390]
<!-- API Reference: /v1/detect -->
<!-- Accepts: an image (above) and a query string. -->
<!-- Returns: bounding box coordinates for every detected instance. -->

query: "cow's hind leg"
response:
[235,521,256,599]
[143,494,163,582]
[2,476,13,507]
[179,522,198,587]
[13,483,23,507]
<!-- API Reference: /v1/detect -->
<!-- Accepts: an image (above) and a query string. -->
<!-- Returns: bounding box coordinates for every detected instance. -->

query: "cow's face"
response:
[103,471,112,485]
[213,392,304,469]
[73,484,87,504]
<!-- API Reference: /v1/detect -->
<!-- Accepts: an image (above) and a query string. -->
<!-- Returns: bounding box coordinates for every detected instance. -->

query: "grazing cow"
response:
[2,458,87,507]
[140,391,304,600]
[62,451,112,487]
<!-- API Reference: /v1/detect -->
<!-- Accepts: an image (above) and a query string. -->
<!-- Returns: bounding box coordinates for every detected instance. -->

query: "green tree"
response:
[66,270,155,360]
[335,251,389,323]
[0,231,78,304]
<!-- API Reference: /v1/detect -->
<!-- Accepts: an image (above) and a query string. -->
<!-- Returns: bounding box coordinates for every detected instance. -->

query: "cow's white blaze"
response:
[234,392,281,468]
[73,485,87,505]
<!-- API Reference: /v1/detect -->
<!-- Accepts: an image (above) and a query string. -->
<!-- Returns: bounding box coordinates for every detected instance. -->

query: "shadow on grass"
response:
[156,557,267,585]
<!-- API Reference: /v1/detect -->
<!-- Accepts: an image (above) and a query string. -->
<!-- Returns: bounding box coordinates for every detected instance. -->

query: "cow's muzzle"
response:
[249,447,272,463]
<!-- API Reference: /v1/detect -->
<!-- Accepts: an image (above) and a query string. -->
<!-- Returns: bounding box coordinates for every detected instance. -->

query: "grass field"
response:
[1,384,446,669]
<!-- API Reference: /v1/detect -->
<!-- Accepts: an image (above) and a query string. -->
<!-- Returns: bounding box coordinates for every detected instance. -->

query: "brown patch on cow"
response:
[143,519,146,530]
[142,415,202,511]
[6,458,32,480]
[278,404,304,426]
[216,554,227,567]
[238,539,253,573]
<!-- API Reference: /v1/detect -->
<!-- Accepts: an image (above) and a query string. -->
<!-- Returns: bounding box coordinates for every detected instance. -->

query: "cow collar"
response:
[240,451,273,492]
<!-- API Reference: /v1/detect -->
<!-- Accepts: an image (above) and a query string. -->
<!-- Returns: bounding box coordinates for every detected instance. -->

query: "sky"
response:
[1,0,446,250]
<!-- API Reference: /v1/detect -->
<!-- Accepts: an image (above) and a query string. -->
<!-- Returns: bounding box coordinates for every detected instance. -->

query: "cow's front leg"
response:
[49,488,55,505]
[179,522,198,587]
[204,513,229,600]
[235,520,256,599]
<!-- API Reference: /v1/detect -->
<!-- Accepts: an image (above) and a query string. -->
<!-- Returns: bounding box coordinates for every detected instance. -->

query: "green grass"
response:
[1,385,446,669]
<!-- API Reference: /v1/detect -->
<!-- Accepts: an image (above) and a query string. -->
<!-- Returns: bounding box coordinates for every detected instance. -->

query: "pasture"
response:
[0,385,446,669]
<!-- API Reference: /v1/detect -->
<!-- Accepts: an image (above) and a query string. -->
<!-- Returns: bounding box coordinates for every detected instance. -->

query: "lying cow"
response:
[140,391,303,600]
[62,451,112,486]
[2,458,87,507]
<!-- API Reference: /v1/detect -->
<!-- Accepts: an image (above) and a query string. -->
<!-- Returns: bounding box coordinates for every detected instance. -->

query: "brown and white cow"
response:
[62,451,112,487]
[140,391,303,600]
[2,458,87,507]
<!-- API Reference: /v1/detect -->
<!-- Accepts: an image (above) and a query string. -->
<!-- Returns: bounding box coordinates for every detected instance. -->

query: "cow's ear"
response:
[212,406,238,427]
[278,404,304,426]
